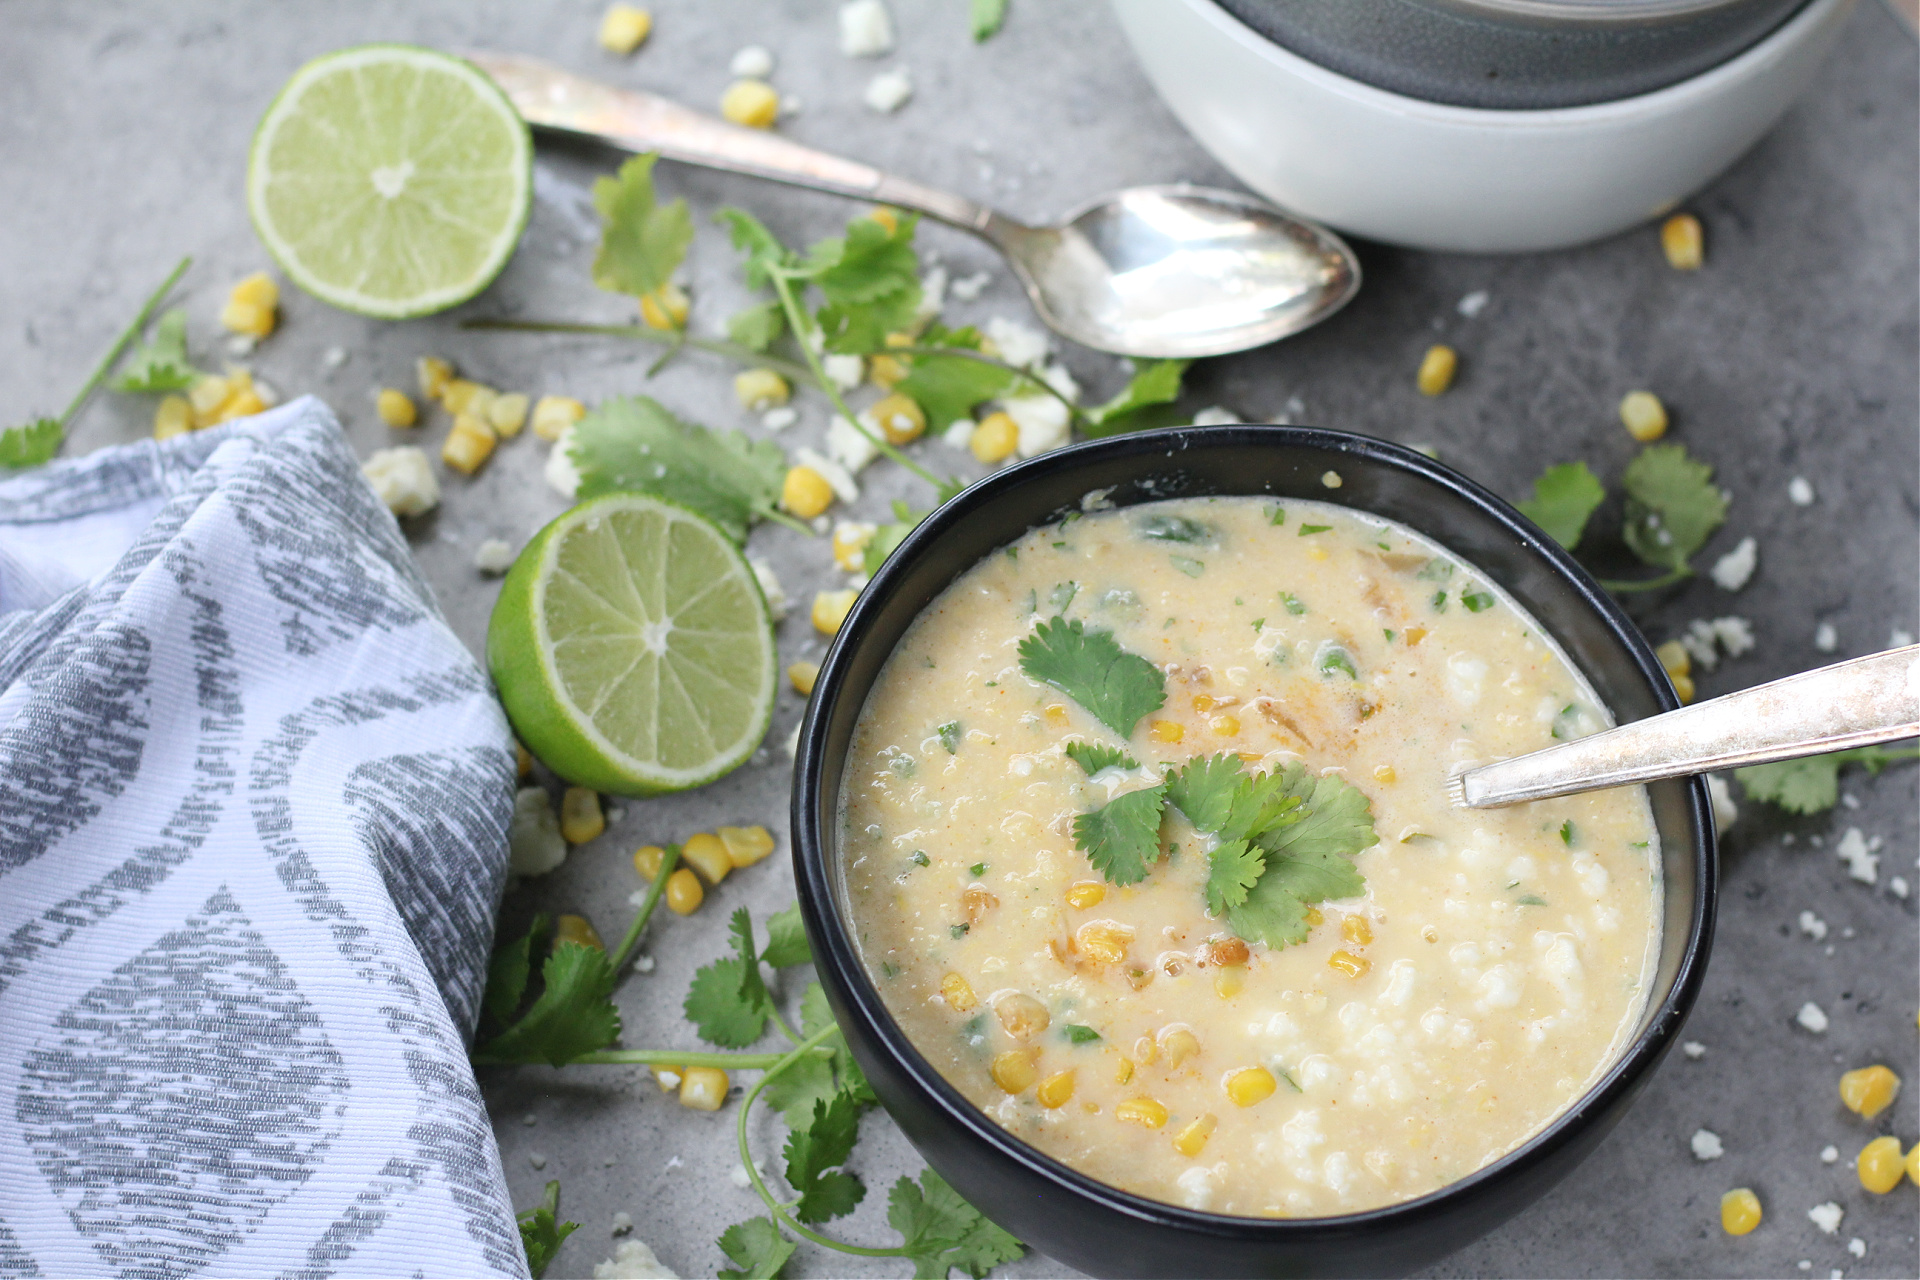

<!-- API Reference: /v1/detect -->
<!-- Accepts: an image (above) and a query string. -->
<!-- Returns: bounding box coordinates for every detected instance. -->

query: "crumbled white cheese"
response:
[529,1153,547,1169]
[1841,792,1861,810]
[1788,476,1815,505]
[985,315,1050,369]
[950,270,991,301]
[780,93,803,116]
[864,68,913,114]
[362,446,441,517]
[1808,1202,1843,1235]
[796,447,860,502]
[762,406,797,431]
[474,538,515,575]
[1713,616,1755,657]
[749,556,788,620]
[1191,405,1240,427]
[1035,360,1080,402]
[826,414,881,474]
[1798,1262,1811,1272]
[838,0,894,56]
[611,1212,633,1236]
[545,425,582,498]
[1457,290,1490,318]
[1710,537,1757,591]
[1893,628,1915,648]
[1680,624,1719,672]
[1796,1002,1829,1034]
[918,265,947,319]
[942,417,975,448]
[1689,1129,1724,1160]
[729,1164,753,1189]
[252,377,281,408]
[1798,911,1828,940]
[1821,1144,1839,1163]
[634,953,655,972]
[226,333,258,358]
[593,1238,680,1279]
[1706,775,1738,829]
[821,352,864,390]
[730,45,774,77]
[509,787,568,877]
[1836,828,1877,883]
[1681,1040,1706,1059]
[322,345,349,370]
[1847,1238,1865,1259]
[1890,876,1909,899]
[523,1113,538,1126]
[1815,622,1838,652]
[1003,393,1071,458]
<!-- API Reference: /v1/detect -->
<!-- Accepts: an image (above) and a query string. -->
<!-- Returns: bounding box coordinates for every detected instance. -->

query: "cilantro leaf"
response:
[1224,764,1371,947]
[0,418,62,470]
[1073,783,1167,884]
[482,913,549,1026]
[517,1180,579,1279]
[865,500,926,575]
[592,154,694,302]
[728,300,785,352]
[477,941,620,1067]
[1164,752,1247,835]
[801,980,876,1106]
[1228,846,1363,948]
[1205,837,1265,915]
[717,207,798,291]
[894,329,1017,430]
[937,721,962,753]
[971,0,1010,40]
[1256,762,1376,863]
[759,985,856,1128]
[1017,615,1166,739]
[110,308,201,392]
[887,1168,1025,1280]
[1621,443,1727,572]
[1064,741,1137,775]
[568,395,787,543]
[1735,745,1920,815]
[1517,461,1606,550]
[784,1092,865,1223]
[1062,1024,1102,1044]
[762,902,813,969]
[717,1216,794,1280]
[806,214,923,354]
[1083,359,1191,437]
[685,917,775,1047]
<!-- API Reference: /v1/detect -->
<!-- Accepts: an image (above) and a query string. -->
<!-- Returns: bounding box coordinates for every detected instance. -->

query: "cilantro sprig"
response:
[1017,615,1166,740]
[1516,443,1729,593]
[1736,744,1920,815]
[516,1180,580,1279]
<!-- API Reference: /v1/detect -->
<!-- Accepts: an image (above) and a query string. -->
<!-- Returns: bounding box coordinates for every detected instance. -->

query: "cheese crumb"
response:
[509,787,568,877]
[362,446,441,517]
[1808,1202,1843,1235]
[986,316,1050,369]
[942,417,976,449]
[1003,393,1071,458]
[795,448,859,503]
[1847,1238,1865,1259]
[1191,405,1240,427]
[1705,775,1738,829]
[593,1238,680,1279]
[951,270,991,301]
[545,425,582,499]
[1682,1040,1706,1059]
[1814,622,1838,652]
[730,45,774,77]
[475,539,515,575]
[1890,875,1909,899]
[611,1212,634,1236]
[826,414,881,474]
[1893,628,1915,648]
[529,1152,547,1169]
[1795,1002,1829,1034]
[1689,1129,1724,1160]
[1709,537,1757,591]
[1821,1144,1839,1163]
[864,69,913,114]
[748,556,788,620]
[839,0,894,56]
[1457,290,1490,318]
[1788,476,1815,505]
[1836,827,1877,883]
[1798,911,1828,940]
[762,406,797,431]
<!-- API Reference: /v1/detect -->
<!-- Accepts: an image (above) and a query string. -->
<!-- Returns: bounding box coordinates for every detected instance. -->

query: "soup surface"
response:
[840,495,1659,1217]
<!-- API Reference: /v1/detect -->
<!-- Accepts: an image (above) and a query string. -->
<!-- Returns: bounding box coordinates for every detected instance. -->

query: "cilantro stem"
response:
[462,318,813,384]
[609,844,680,975]
[65,254,192,426]
[889,343,1093,431]
[566,1048,833,1068]
[736,1022,911,1259]
[1595,568,1692,593]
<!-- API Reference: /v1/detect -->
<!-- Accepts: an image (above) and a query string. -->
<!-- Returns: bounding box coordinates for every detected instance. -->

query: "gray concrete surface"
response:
[3,2,1915,1277]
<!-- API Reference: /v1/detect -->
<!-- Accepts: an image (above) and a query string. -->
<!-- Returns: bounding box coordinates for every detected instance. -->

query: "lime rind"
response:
[246,44,532,319]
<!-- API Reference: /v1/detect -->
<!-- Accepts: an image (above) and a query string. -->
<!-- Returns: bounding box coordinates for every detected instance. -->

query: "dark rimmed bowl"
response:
[792,425,1716,1279]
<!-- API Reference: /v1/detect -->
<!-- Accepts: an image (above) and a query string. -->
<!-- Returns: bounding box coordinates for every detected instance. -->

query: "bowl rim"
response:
[793,423,1716,1239]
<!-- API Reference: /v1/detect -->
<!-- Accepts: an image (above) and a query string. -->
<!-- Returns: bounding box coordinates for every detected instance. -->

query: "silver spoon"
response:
[467,52,1360,359]
[1453,646,1920,808]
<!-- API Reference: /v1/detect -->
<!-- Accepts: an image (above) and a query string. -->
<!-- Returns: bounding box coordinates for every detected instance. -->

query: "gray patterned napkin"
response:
[0,397,526,1278]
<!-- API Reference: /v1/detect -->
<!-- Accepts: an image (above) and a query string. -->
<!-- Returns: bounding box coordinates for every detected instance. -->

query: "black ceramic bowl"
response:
[792,426,1715,1279]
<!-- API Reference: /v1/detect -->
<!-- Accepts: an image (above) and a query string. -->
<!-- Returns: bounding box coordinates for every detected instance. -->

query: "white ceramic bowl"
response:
[1112,0,1855,253]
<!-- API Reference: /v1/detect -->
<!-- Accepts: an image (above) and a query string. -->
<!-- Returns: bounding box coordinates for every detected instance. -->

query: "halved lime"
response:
[488,493,778,796]
[247,45,532,318]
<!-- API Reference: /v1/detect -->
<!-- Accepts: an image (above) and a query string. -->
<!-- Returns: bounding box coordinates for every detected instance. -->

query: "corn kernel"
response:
[991,1049,1039,1094]
[1159,1028,1200,1068]
[1341,915,1374,945]
[1839,1065,1901,1119]
[441,378,495,416]
[560,787,604,844]
[993,992,1049,1041]
[1858,1136,1906,1193]
[650,1064,683,1092]
[812,589,858,635]
[1151,720,1184,743]
[532,394,586,441]
[1373,764,1396,783]
[598,3,653,54]
[1172,1113,1217,1157]
[734,368,790,411]
[1328,949,1370,978]
[189,374,230,418]
[1662,213,1704,270]
[220,299,274,339]
[832,521,876,571]
[868,207,900,234]
[1656,640,1691,679]
[679,1065,728,1111]
[1404,626,1427,647]
[1304,907,1324,928]
[1617,390,1668,442]
[868,353,909,390]
[1672,671,1696,704]
[376,388,417,427]
[1719,1187,1761,1235]
[969,411,1018,463]
[788,661,820,696]
[1212,965,1244,999]
[442,415,497,475]
[216,388,267,422]
[554,913,605,951]
[489,392,531,437]
[783,465,835,518]
[1134,1036,1159,1065]
[664,867,704,915]
[634,845,667,880]
[1206,937,1249,967]
[1044,703,1068,726]
[639,282,690,330]
[417,356,454,401]
[1116,1097,1169,1128]
[1037,1069,1075,1109]
[963,885,999,923]
[871,393,927,445]
[153,395,193,440]
[719,824,775,868]
[1066,881,1106,910]
[515,740,533,778]
[940,972,977,1012]
[1417,345,1457,396]
[1208,714,1240,737]
[1226,1066,1277,1107]
[230,271,278,311]
[720,79,780,128]
[681,832,733,885]
[1075,921,1133,965]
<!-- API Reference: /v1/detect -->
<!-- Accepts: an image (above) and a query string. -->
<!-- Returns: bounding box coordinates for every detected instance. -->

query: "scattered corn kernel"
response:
[720,78,780,128]
[1655,639,1695,703]
[634,845,667,880]
[1662,213,1704,270]
[868,337,913,389]
[993,992,1049,1041]
[1618,390,1668,442]
[230,271,278,311]
[719,825,775,868]
[532,394,586,441]
[664,867,704,915]
[1212,965,1244,998]
[639,282,690,330]
[1160,1028,1200,1068]
[515,740,533,779]
[598,3,653,54]
[1417,344,1458,396]
[868,207,900,234]
[1341,915,1374,945]
[1373,764,1397,783]
[1037,1069,1076,1109]
[783,465,835,518]
[1226,1066,1278,1108]
[559,787,605,844]
[1116,1097,1169,1129]
[812,588,859,635]
[650,1064,683,1092]
[216,388,267,422]
[440,378,494,416]
[1151,720,1184,743]
[189,374,230,418]
[788,661,820,696]
[1671,670,1696,703]
[832,521,876,571]
[442,414,497,475]
[1719,1187,1761,1235]
[152,395,192,440]
[679,1065,728,1111]
[376,388,417,427]
[991,1050,1039,1094]
[1858,1136,1905,1193]
[1075,921,1133,965]
[489,392,531,437]
[1328,949,1370,978]
[871,392,926,444]
[1208,714,1240,737]
[416,356,454,401]
[1304,906,1324,928]
[969,411,1018,463]
[554,914,605,951]
[1173,1113,1218,1157]
[963,885,999,923]
[1206,937,1249,966]
[1044,703,1068,726]
[1115,1057,1135,1084]
[1839,1065,1901,1119]
[221,273,278,338]
[940,972,977,1012]
[734,368,790,411]
[681,832,733,885]
[1066,881,1106,910]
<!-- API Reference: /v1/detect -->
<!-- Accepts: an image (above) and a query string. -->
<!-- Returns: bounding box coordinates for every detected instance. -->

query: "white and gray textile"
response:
[0,398,525,1278]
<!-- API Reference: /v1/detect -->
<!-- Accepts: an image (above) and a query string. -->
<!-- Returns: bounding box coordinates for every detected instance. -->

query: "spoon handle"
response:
[467,52,995,232]
[1454,646,1920,808]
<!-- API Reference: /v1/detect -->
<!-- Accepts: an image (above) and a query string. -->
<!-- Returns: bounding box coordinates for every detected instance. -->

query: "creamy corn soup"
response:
[839,495,1660,1217]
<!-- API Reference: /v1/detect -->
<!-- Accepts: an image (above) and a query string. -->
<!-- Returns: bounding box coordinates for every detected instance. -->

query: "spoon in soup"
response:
[1453,645,1920,808]
[465,52,1361,358]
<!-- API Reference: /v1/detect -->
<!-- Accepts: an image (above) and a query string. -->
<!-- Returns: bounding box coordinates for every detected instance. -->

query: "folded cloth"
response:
[0,398,525,1278]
